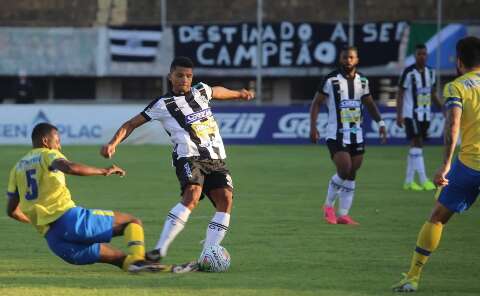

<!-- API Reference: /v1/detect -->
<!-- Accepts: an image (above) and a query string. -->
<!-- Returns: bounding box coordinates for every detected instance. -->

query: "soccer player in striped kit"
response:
[396,44,443,191]
[310,46,387,225]
[102,56,254,262]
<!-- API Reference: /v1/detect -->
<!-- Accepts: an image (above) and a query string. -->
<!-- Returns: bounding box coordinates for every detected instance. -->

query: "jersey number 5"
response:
[25,169,39,200]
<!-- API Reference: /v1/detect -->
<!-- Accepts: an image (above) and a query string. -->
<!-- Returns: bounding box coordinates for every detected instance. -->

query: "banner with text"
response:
[213,105,443,145]
[0,105,170,145]
[174,22,408,69]
[0,105,443,145]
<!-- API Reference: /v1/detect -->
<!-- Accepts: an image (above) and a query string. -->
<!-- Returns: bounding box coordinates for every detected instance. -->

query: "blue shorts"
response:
[436,159,480,213]
[45,207,114,265]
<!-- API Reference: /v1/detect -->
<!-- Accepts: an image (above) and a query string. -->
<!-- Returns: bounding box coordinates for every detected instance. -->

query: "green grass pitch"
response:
[1,145,479,296]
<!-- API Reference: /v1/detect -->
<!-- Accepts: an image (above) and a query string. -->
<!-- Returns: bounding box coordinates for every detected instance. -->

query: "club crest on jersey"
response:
[185,108,212,124]
[339,100,361,108]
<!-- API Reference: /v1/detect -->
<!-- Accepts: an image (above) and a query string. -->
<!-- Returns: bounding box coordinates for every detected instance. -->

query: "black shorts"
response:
[173,157,234,200]
[404,118,429,141]
[326,138,365,159]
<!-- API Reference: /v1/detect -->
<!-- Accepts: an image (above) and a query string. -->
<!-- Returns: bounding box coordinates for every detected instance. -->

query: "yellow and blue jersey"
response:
[443,70,480,171]
[7,148,75,235]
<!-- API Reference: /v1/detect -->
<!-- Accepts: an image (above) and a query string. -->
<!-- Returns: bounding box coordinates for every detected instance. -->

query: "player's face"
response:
[44,130,62,151]
[169,66,193,94]
[340,50,359,72]
[415,48,427,68]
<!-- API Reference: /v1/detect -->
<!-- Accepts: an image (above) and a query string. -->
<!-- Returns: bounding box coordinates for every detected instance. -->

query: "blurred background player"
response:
[13,69,34,104]
[6,123,159,273]
[310,47,387,225]
[101,56,254,262]
[392,36,480,292]
[396,44,443,191]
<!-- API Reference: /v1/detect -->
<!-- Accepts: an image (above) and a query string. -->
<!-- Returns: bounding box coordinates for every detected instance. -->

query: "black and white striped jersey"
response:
[319,70,371,145]
[399,65,436,122]
[141,82,226,160]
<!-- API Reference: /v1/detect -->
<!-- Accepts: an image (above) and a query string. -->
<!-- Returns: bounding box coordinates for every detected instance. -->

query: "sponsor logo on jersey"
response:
[185,108,213,124]
[339,100,361,108]
[417,87,432,94]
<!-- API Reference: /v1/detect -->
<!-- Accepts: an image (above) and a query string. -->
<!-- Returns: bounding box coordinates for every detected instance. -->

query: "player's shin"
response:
[414,148,428,183]
[154,203,191,257]
[325,174,345,206]
[405,151,415,183]
[338,180,355,216]
[407,221,443,279]
[204,212,230,247]
[122,222,145,270]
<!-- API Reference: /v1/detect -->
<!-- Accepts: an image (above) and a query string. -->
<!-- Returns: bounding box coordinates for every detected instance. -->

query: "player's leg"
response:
[393,159,480,292]
[204,187,233,247]
[403,118,423,190]
[98,243,126,268]
[147,157,205,261]
[201,160,234,247]
[45,207,156,272]
[392,202,452,292]
[111,211,151,271]
[416,121,435,190]
[147,184,202,261]
[336,152,362,225]
[323,140,351,224]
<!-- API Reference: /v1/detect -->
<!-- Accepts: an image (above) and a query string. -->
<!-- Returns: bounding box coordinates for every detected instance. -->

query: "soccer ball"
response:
[198,245,231,272]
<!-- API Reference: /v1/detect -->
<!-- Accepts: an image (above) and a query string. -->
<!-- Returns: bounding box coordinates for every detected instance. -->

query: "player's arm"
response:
[51,158,126,177]
[363,95,387,144]
[6,193,30,224]
[431,88,443,109]
[211,86,255,101]
[101,114,148,159]
[395,88,405,127]
[434,100,462,186]
[309,91,327,143]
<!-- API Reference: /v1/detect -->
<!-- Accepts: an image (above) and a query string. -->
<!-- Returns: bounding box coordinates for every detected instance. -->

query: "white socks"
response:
[338,180,355,216]
[325,174,345,207]
[408,147,428,184]
[405,150,415,183]
[204,212,230,247]
[155,203,191,257]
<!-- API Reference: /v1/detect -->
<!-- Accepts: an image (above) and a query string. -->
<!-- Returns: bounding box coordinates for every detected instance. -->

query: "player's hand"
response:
[396,114,404,128]
[101,144,116,159]
[104,164,126,177]
[310,128,319,143]
[434,164,451,187]
[239,89,255,101]
[379,126,387,144]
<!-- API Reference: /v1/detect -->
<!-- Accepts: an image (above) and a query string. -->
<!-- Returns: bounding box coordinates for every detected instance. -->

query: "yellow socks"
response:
[407,221,443,279]
[122,222,145,271]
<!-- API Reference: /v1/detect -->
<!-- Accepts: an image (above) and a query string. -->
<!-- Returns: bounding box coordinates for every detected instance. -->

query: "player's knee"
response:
[130,217,143,227]
[182,185,202,210]
[183,199,199,210]
[337,170,350,180]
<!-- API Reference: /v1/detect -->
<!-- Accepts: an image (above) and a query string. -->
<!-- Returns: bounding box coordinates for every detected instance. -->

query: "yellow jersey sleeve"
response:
[7,165,19,198]
[443,82,464,110]
[42,150,68,170]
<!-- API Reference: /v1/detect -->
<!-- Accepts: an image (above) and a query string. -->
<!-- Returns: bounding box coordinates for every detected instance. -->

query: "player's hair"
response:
[415,44,427,51]
[456,36,480,68]
[31,123,58,144]
[170,56,194,72]
[340,46,358,55]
